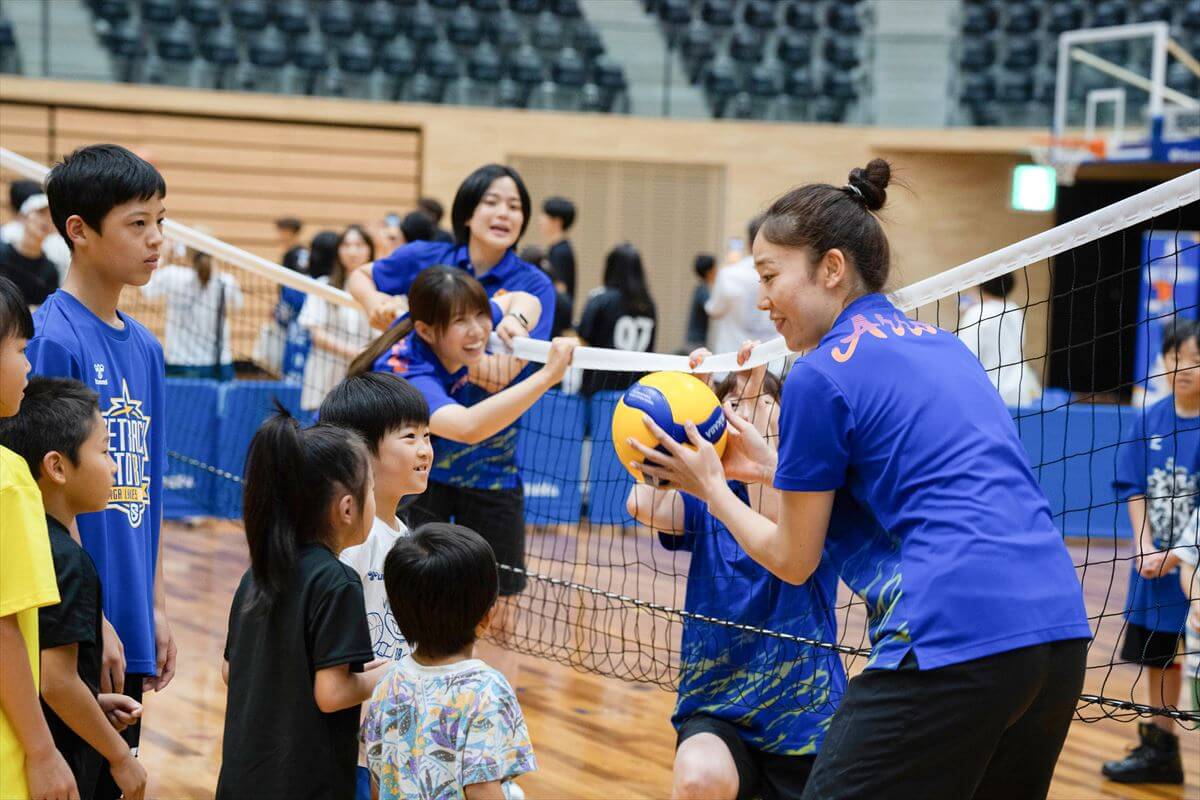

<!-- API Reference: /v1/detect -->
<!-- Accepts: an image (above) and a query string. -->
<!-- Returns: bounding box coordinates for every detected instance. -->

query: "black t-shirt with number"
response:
[577,287,657,396]
[547,239,576,301]
[39,515,105,796]
[218,545,373,800]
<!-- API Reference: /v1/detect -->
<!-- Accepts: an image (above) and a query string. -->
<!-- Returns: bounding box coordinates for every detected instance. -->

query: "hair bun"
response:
[846,158,891,212]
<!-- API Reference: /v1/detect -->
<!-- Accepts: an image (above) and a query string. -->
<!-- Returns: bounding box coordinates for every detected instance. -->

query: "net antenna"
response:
[1036,21,1200,185]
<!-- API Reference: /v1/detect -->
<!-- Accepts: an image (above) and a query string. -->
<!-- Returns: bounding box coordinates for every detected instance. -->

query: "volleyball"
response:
[612,372,728,482]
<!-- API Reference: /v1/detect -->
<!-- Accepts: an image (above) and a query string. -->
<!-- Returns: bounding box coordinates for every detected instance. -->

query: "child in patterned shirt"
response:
[361,523,536,800]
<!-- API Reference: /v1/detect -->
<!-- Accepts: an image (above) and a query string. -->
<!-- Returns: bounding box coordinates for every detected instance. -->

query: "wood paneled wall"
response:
[1,77,1055,356]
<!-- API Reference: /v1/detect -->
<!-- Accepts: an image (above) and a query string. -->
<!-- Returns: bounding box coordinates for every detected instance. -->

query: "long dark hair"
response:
[308,231,340,280]
[603,243,654,316]
[331,224,376,291]
[759,159,895,294]
[348,265,491,377]
[450,164,531,247]
[241,410,371,610]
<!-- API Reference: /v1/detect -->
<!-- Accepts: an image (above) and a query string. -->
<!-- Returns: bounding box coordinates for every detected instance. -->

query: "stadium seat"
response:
[744,62,781,118]
[960,72,995,103]
[154,20,195,85]
[996,73,1032,103]
[244,27,288,91]
[785,66,814,99]
[1184,0,1200,32]
[823,39,860,70]
[486,11,524,50]
[468,42,503,82]
[1091,1,1126,28]
[509,0,544,17]
[552,46,585,86]
[580,82,606,112]
[742,0,775,30]
[429,0,463,10]
[592,54,628,112]
[1002,3,1039,34]
[703,58,738,116]
[729,27,764,66]
[338,34,375,75]
[657,0,691,27]
[1045,1,1082,34]
[229,0,267,32]
[140,0,179,26]
[107,20,148,82]
[94,0,132,24]
[574,27,605,61]
[380,36,417,98]
[181,0,221,29]
[424,40,461,81]
[1134,0,1172,23]
[359,0,399,42]
[822,70,857,101]
[448,7,484,48]
[470,0,504,12]
[826,4,862,34]
[509,44,544,86]
[962,3,997,35]
[783,1,817,32]
[532,11,565,51]
[290,33,329,94]
[0,15,19,74]
[776,31,811,68]
[496,77,526,107]
[272,0,311,35]
[1167,61,1198,96]
[197,24,238,88]
[319,0,357,38]
[1003,39,1038,71]
[680,22,715,80]
[701,0,735,29]
[407,5,440,48]
[960,38,995,72]
[552,0,582,22]
[1092,40,1129,65]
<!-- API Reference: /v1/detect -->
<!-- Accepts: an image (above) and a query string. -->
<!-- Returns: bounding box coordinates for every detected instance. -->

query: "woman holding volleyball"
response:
[631,160,1091,800]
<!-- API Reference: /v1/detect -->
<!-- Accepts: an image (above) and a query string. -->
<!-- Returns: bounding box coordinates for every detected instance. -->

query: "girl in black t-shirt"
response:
[577,243,658,395]
[218,414,389,800]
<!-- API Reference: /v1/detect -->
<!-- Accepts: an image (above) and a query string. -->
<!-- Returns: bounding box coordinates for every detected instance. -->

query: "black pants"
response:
[407,481,528,595]
[802,639,1088,800]
[93,674,145,800]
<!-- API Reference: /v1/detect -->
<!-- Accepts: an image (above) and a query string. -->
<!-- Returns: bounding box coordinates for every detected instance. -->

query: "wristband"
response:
[507,311,530,328]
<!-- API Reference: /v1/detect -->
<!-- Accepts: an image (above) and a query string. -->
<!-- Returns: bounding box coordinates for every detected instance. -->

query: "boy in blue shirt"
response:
[29,144,175,798]
[1103,318,1199,785]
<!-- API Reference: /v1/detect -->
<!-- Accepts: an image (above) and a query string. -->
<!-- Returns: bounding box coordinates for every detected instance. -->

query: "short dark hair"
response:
[693,253,716,279]
[1162,317,1200,357]
[451,165,531,247]
[542,196,576,231]
[8,180,41,214]
[0,377,100,478]
[275,216,302,233]
[319,372,430,454]
[747,214,765,246]
[417,197,444,223]
[45,144,166,252]
[384,523,499,659]
[0,276,34,342]
[980,274,1014,299]
[400,211,436,244]
[519,245,547,271]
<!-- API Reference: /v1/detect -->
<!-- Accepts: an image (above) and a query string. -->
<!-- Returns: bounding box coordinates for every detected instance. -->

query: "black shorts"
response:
[93,674,145,800]
[1120,622,1182,668]
[801,639,1088,800]
[677,715,815,800]
[407,481,528,595]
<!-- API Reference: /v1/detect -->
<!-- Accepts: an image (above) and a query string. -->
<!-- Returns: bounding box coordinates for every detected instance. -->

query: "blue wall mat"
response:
[163,378,220,519]
[210,381,304,518]
[517,390,586,524]
[586,391,637,526]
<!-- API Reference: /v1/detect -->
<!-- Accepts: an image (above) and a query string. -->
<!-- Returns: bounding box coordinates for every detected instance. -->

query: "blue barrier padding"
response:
[517,390,586,524]
[586,391,637,526]
[210,381,304,519]
[163,378,220,519]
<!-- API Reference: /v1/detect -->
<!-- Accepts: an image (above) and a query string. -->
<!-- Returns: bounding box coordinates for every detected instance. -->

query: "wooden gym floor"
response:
[138,520,1198,799]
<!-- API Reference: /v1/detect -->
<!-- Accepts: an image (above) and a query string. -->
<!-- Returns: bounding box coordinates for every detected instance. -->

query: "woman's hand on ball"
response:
[720,402,777,485]
[540,337,577,383]
[630,415,726,500]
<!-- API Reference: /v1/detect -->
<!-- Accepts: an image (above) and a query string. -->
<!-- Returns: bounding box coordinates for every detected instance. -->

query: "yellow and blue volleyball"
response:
[612,372,728,482]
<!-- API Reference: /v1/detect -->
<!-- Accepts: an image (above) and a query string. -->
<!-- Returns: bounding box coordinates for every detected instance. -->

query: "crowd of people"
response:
[0,142,1195,800]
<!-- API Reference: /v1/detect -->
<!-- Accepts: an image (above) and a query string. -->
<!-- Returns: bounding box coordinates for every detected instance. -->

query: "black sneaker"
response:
[1101,722,1185,784]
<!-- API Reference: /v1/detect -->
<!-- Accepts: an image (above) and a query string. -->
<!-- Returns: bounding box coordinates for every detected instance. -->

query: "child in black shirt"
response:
[0,377,147,799]
[218,412,389,800]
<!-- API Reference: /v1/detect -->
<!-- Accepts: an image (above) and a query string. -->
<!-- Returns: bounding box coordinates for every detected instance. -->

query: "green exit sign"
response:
[1011,165,1057,212]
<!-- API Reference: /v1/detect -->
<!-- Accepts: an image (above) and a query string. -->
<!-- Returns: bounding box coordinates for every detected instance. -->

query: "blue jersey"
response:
[372,241,555,490]
[774,293,1091,671]
[662,485,845,755]
[1113,396,1198,633]
[29,290,166,675]
[372,304,511,489]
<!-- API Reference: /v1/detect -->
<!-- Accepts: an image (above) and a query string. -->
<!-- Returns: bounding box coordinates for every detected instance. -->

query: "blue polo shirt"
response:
[775,293,1091,671]
[28,290,166,675]
[1113,396,1198,633]
[662,483,845,754]
[372,304,514,489]
[372,241,555,491]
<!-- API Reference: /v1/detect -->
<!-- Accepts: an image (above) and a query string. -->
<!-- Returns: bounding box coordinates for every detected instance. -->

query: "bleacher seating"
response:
[0,13,19,75]
[642,0,871,122]
[954,0,1200,128]
[80,0,626,112]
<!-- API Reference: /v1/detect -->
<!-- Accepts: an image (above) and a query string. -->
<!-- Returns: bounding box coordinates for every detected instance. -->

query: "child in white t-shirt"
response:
[319,371,433,798]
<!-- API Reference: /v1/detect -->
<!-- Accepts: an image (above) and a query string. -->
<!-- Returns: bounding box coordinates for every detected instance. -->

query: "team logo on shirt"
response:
[831,313,939,363]
[93,362,109,386]
[102,380,152,528]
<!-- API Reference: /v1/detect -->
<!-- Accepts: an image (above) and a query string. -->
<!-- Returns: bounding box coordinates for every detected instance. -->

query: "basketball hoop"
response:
[1030,135,1106,186]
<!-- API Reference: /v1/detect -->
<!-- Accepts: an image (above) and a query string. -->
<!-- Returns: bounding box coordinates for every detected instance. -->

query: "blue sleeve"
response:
[491,300,503,327]
[1114,411,1147,499]
[371,242,427,296]
[27,336,85,381]
[408,371,456,417]
[657,492,701,552]
[148,336,166,539]
[774,363,853,492]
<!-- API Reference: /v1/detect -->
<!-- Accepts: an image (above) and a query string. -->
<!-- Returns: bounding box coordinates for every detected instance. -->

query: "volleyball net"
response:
[3,146,1198,726]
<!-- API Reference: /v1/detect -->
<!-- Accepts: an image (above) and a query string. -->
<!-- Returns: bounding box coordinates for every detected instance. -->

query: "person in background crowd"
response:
[0,191,59,308]
[686,254,716,352]
[399,211,436,246]
[956,273,1042,408]
[577,243,657,396]
[275,217,308,275]
[539,196,577,303]
[706,216,777,356]
[521,244,573,338]
[306,231,340,282]
[416,197,455,245]
[2,180,71,283]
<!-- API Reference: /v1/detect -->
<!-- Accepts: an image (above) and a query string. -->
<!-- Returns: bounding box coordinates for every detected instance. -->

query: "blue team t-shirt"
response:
[372,241,555,491]
[661,484,845,754]
[1113,396,1198,633]
[372,303,511,488]
[774,293,1091,671]
[29,290,166,675]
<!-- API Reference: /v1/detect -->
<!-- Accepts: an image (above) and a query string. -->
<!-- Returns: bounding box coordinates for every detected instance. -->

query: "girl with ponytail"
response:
[217,411,389,800]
